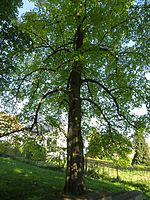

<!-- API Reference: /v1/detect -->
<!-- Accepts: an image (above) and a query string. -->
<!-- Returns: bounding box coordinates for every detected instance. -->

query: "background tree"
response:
[132,120,150,166]
[87,128,132,162]
[0,112,48,160]
[21,138,47,161]
[0,0,32,96]
[1,0,149,195]
[0,112,24,158]
[0,112,22,137]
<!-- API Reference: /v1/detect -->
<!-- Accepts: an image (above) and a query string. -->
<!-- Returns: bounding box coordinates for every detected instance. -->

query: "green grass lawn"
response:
[0,157,64,200]
[0,157,149,200]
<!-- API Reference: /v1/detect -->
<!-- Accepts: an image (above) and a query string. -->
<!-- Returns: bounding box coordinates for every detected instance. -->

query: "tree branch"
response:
[99,19,128,44]
[31,31,55,52]
[82,78,135,127]
[29,80,40,106]
[31,88,62,131]
[81,98,112,132]
[84,44,119,60]
[44,41,73,62]
[82,78,120,113]
[82,72,93,98]
[16,67,56,97]
[0,127,30,138]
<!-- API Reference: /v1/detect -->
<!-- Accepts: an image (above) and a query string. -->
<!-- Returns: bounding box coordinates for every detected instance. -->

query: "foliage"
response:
[0,112,23,158]
[1,0,149,194]
[87,128,132,164]
[132,122,150,166]
[0,111,66,163]
[0,141,13,156]
[0,0,22,21]
[0,0,33,93]
[1,0,148,132]
[21,139,47,161]
[0,112,22,137]
[0,140,21,157]
[0,112,47,161]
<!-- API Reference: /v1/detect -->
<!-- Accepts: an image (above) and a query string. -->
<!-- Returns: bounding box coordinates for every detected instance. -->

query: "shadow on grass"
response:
[86,176,126,194]
[0,157,65,200]
[86,174,150,200]
[120,180,150,200]
[1,157,149,200]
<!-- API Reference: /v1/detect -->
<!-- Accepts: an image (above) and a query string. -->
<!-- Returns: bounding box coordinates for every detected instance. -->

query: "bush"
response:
[0,141,21,158]
[21,140,47,161]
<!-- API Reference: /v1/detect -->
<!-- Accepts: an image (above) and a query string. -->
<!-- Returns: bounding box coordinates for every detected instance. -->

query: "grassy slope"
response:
[0,157,149,200]
[0,157,64,200]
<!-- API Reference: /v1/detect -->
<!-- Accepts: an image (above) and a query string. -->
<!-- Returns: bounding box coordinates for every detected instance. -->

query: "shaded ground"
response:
[0,157,149,200]
[0,157,64,200]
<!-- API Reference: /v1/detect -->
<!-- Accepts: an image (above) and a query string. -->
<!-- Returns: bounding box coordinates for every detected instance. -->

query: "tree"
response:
[1,0,149,195]
[132,120,150,166]
[21,138,47,161]
[132,133,150,166]
[0,112,24,157]
[87,128,132,161]
[0,112,48,160]
[0,0,32,92]
[0,112,22,137]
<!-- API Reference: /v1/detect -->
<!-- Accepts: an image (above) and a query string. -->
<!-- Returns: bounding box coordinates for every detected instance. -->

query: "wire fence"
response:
[85,158,150,182]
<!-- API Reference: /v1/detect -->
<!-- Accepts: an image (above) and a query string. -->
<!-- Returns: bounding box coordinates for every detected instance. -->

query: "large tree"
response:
[1,0,149,195]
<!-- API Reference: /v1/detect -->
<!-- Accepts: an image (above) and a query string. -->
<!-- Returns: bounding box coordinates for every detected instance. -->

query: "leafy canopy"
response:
[0,0,33,90]
[0,0,149,137]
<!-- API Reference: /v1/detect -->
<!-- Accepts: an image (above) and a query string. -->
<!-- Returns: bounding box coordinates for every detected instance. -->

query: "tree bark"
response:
[64,63,85,195]
[64,14,85,195]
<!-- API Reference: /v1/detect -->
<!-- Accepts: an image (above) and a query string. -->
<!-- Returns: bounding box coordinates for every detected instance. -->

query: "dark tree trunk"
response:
[64,64,85,195]
[64,16,85,195]
[131,150,139,165]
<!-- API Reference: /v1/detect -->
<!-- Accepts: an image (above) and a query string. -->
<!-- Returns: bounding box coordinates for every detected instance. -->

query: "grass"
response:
[0,157,64,200]
[0,157,150,200]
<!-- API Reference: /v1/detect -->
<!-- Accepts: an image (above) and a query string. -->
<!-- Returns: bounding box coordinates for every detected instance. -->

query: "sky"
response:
[19,0,35,17]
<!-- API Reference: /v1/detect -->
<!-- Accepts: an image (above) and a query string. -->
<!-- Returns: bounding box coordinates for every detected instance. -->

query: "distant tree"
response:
[0,140,22,157]
[0,112,22,137]
[0,141,12,157]
[21,139,47,161]
[132,121,150,166]
[87,128,132,161]
[0,112,24,157]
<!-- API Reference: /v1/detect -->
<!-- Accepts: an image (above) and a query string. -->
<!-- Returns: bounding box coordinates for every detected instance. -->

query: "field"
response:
[0,157,150,200]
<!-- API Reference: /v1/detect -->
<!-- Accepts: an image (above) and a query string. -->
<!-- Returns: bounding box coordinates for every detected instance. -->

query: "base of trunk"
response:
[62,190,112,200]
[64,178,85,195]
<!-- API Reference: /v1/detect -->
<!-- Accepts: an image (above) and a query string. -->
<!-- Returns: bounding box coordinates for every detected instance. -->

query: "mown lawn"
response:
[0,157,149,200]
[0,157,64,200]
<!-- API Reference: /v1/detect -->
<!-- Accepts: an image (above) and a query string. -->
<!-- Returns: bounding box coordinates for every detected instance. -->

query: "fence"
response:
[84,158,150,182]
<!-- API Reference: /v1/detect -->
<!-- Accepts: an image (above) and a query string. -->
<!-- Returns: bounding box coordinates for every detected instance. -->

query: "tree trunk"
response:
[64,13,85,194]
[64,63,85,195]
